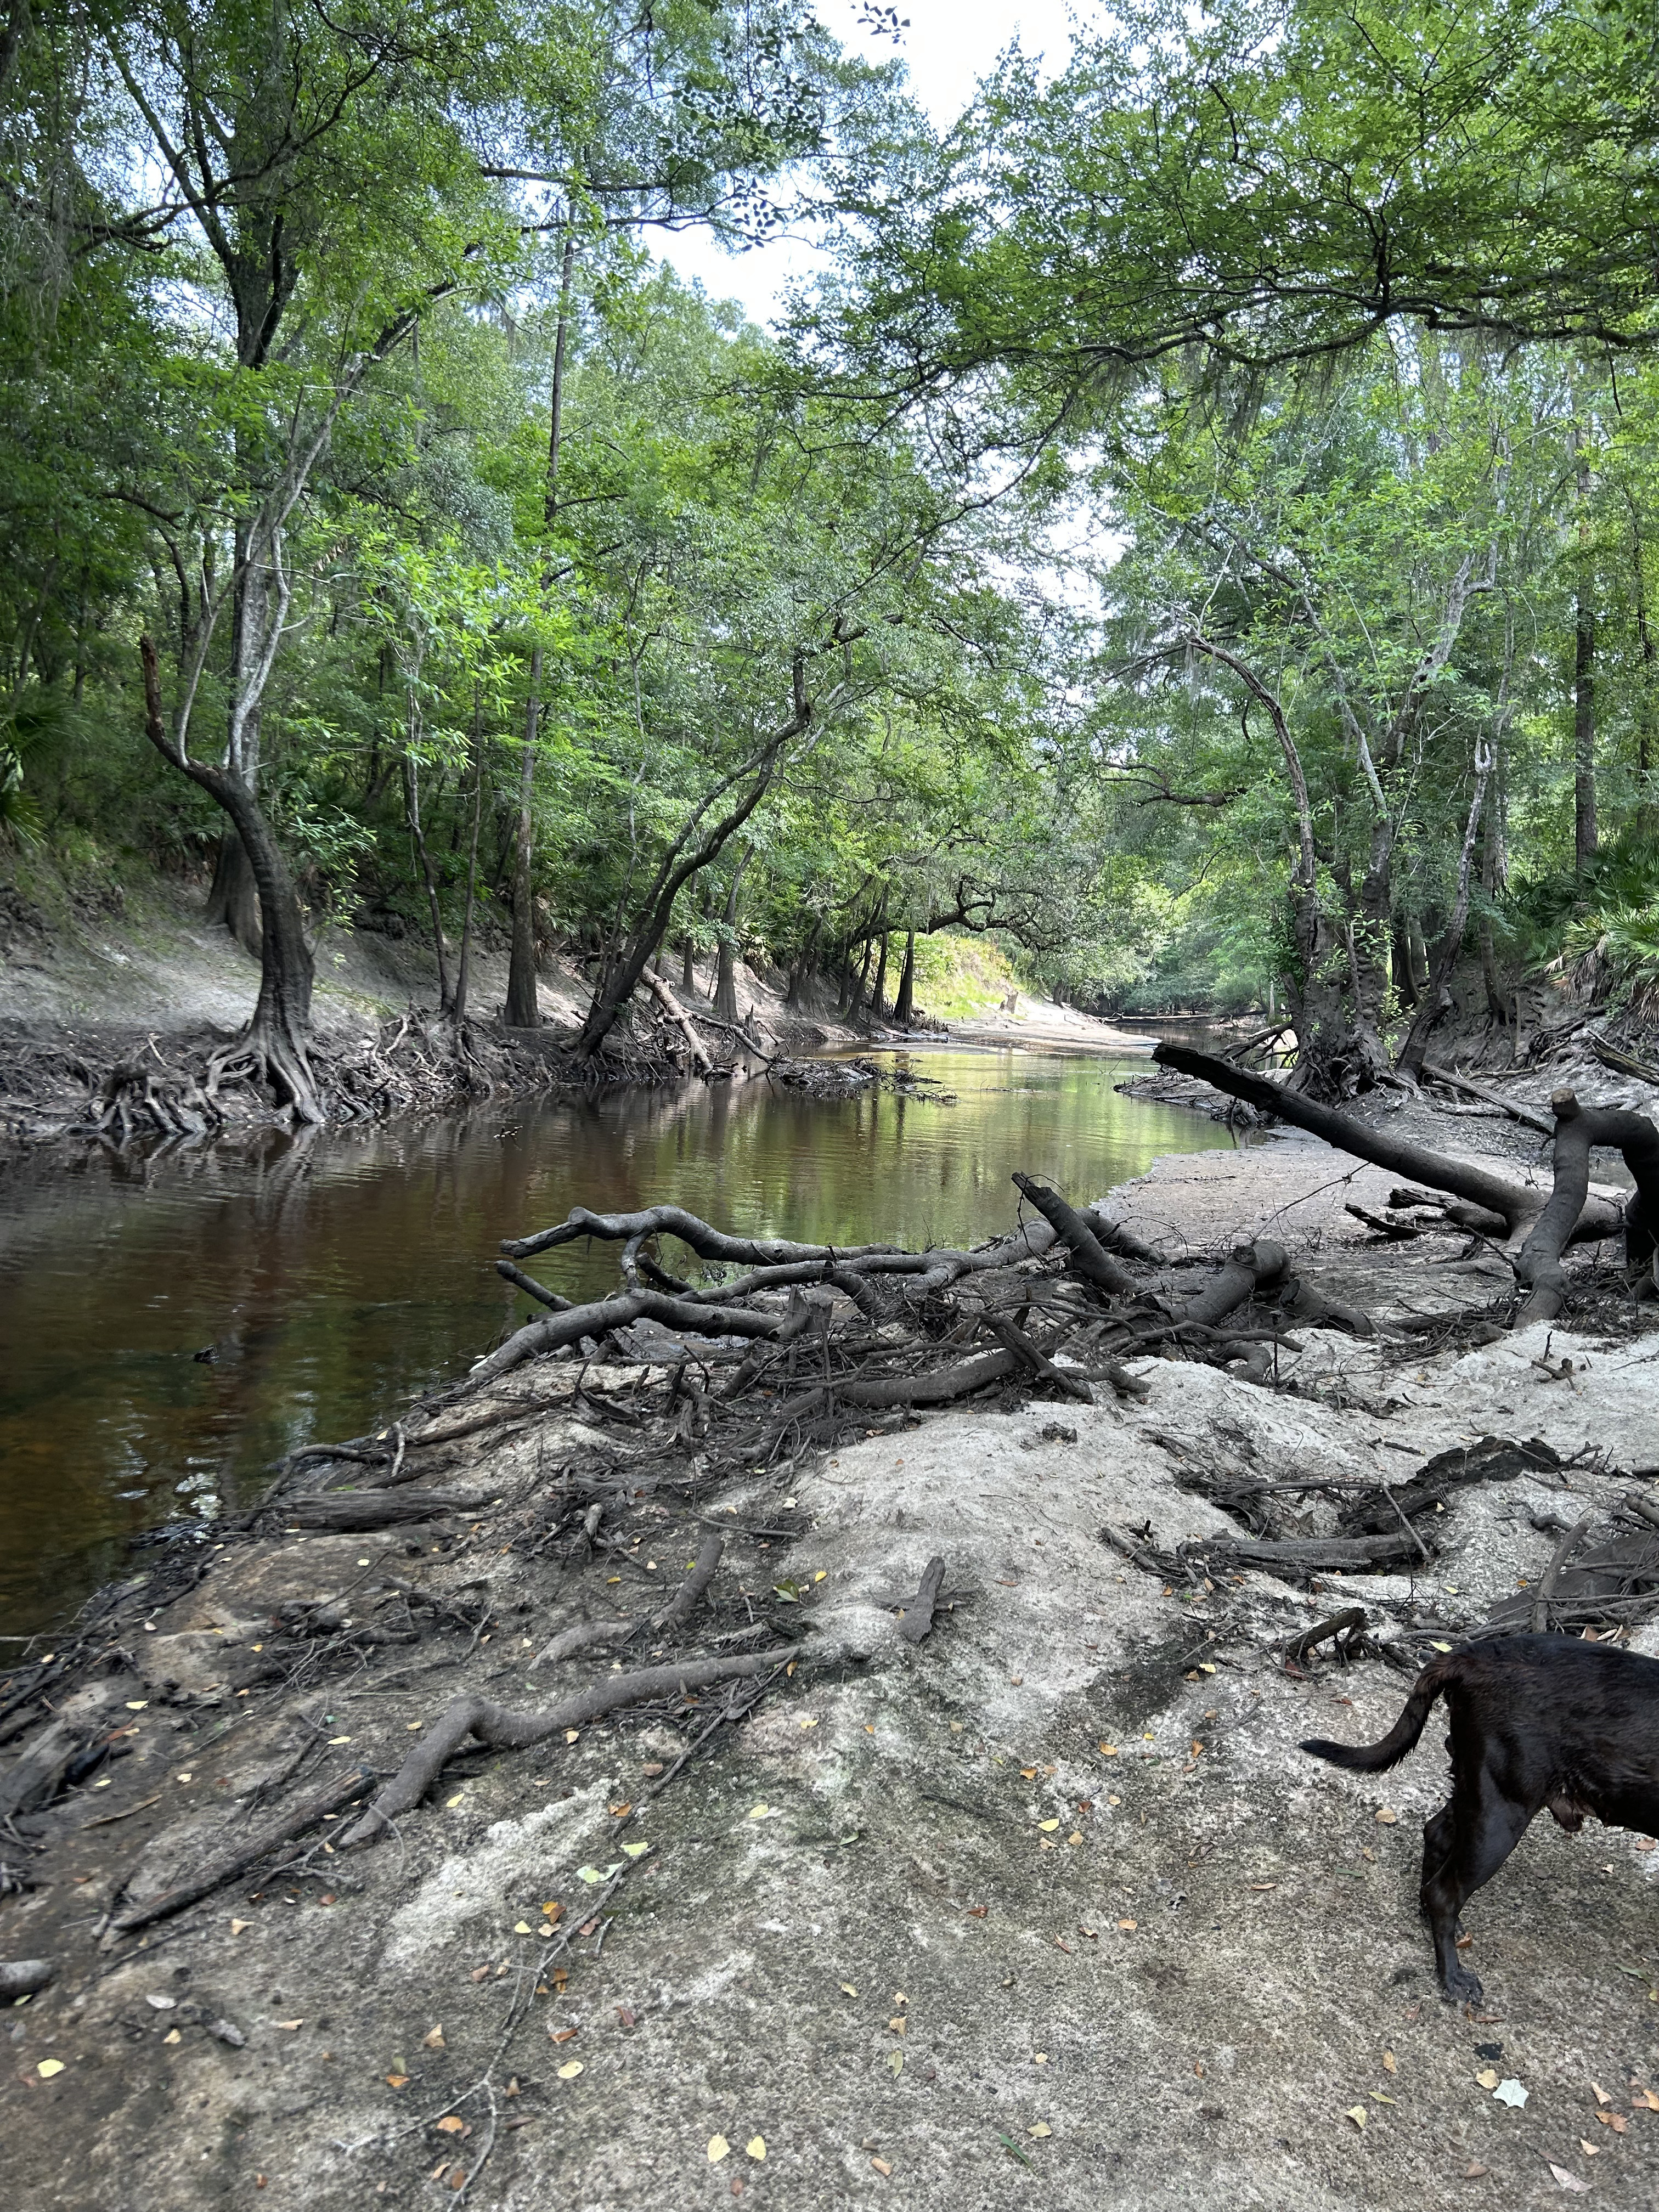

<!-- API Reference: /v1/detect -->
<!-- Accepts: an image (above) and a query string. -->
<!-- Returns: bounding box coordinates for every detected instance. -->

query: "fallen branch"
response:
[1515,1090,1659,1321]
[1530,1509,1594,1633]
[339,1646,806,1847]
[112,1764,377,1934]
[1420,1060,1554,1136]
[1286,1607,1369,1666]
[1153,1041,1623,1249]
[641,967,715,1074]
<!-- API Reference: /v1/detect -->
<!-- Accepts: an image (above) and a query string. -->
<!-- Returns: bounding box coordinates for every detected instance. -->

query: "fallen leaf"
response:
[888,2016,906,2035]
[871,2156,893,2176]
[557,2061,583,2080]
[1492,2078,1527,2108]
[423,2026,445,2050]
[708,2135,731,2163]
[840,1984,858,1996]
[747,1804,774,1821]
[1634,2088,1659,2112]
[1431,1640,1453,1653]
[125,1700,148,1711]
[1118,1918,1137,1932]
[276,2020,304,2033]
[1199,1662,1216,1673]
[436,2117,466,2136]
[163,2028,182,2045]
[445,1795,464,1809]
[621,1840,651,1859]
[552,2028,578,2045]
[799,1717,819,1729]
[967,1907,988,1920]
[609,1803,632,1819]
[576,1866,610,1883]
[1375,1808,1398,1825]
[1580,2140,1600,2157]
[514,1921,534,1936]
[1464,2163,1488,2179]
[1345,2106,1367,2129]
[563,1729,579,1743]
[1028,2121,1052,2139]
[1099,1743,1118,1756]
[447,2169,466,2192]
[230,1918,250,1936]
[36,2059,64,2079]
[1475,2069,1499,2090]
[145,1994,177,2010]
[1383,2051,1397,2075]
[888,2051,904,2075]
[1549,2167,1590,2193]
[746,2137,766,2161]
[1595,2111,1628,2134]
[386,2075,409,2089]
[1370,2092,1397,2106]
[1590,2082,1612,2106]
[327,1736,351,1746]
[641,1762,665,1778]
[1037,1819,1060,1833]
[1066,1830,1085,1847]
[1079,1926,1098,1940]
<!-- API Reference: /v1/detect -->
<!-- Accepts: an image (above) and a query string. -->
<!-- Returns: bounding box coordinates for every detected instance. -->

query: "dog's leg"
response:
[1423,1775,1532,2004]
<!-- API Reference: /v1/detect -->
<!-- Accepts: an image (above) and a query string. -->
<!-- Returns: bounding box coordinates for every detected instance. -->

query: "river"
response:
[0,1047,1234,1636]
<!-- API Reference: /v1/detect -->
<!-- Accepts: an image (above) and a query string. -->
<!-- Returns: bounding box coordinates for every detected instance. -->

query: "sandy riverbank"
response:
[4,1124,1659,2211]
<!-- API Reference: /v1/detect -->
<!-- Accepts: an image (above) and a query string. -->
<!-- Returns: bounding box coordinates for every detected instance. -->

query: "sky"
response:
[654,0,1081,326]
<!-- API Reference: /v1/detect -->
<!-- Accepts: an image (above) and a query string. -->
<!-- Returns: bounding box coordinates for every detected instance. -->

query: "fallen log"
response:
[1515,1089,1659,1321]
[1152,1041,1624,1249]
[338,1646,806,1848]
[641,967,715,1074]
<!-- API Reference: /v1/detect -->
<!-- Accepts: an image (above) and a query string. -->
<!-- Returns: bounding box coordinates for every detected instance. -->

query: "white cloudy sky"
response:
[654,0,1081,325]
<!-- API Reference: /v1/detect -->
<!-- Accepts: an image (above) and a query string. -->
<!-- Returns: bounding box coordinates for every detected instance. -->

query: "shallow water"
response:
[0,1048,1234,1635]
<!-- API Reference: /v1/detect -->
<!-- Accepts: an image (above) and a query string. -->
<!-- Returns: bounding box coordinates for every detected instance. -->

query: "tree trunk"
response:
[870,931,890,1020]
[1634,513,1657,837]
[402,752,451,1013]
[1391,921,1419,1009]
[140,637,321,1122]
[891,929,916,1025]
[505,227,576,1030]
[1574,435,1598,872]
[204,831,262,957]
[681,933,696,991]
[574,652,819,1062]
[504,646,542,1027]
[1397,744,1493,1079]
[712,850,751,1027]
[452,696,485,1028]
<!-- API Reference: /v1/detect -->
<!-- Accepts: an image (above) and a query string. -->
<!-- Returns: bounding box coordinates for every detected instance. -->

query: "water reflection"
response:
[0,1048,1232,1633]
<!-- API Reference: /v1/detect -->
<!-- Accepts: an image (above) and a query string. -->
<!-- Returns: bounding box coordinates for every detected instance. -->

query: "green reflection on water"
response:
[0,1048,1232,1633]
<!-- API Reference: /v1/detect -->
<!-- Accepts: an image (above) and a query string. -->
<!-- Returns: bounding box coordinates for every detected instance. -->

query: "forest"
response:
[3,0,1658,1118]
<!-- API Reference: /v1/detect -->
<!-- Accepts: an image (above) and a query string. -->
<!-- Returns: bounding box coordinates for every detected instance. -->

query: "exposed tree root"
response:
[339,1646,807,1848]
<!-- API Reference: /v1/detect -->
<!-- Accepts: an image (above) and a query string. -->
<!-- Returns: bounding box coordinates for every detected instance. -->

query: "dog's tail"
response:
[1300,1657,1452,1773]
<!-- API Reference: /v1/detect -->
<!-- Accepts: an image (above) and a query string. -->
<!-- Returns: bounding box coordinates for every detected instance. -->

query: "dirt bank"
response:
[4,1129,1659,2211]
[1,865,1140,1146]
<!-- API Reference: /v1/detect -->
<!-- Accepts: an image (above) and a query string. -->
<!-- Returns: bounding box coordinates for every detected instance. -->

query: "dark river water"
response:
[0,1048,1234,1637]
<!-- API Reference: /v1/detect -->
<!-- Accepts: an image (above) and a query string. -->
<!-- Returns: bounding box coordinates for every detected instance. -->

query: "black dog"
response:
[1302,1634,1659,2001]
